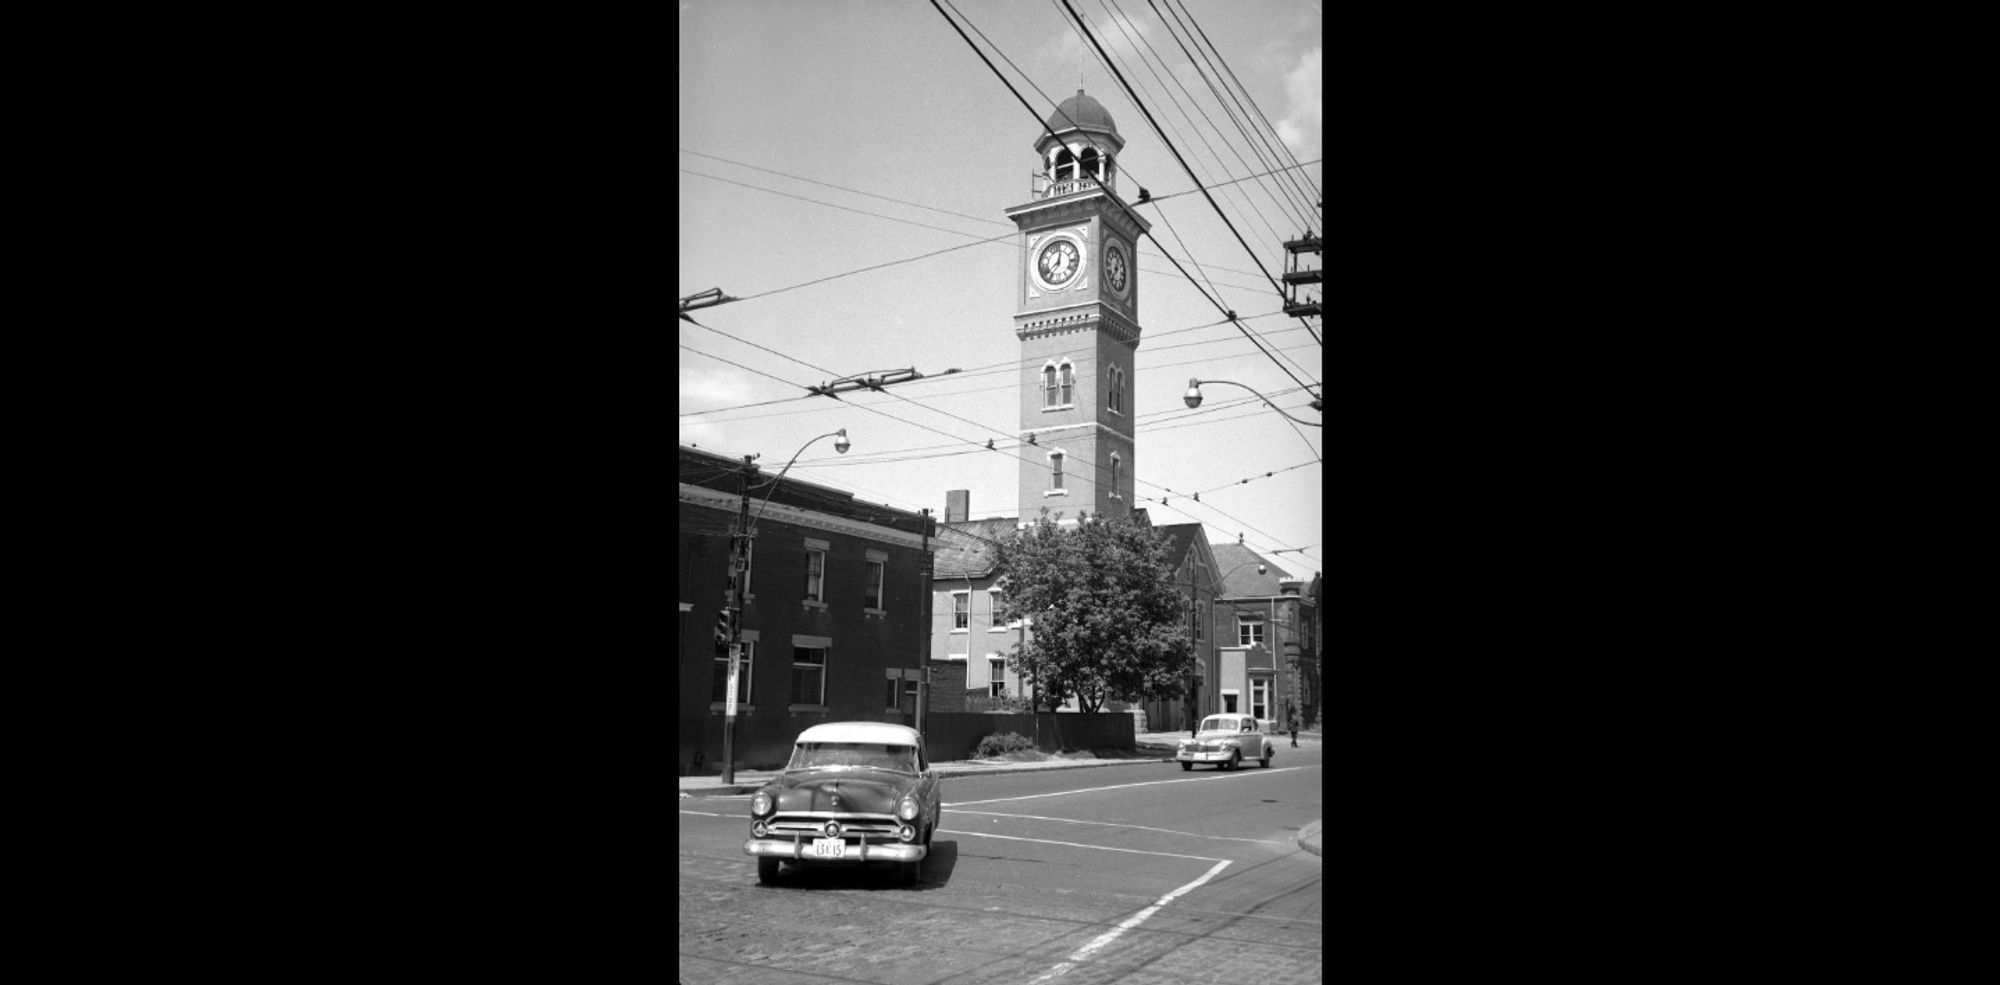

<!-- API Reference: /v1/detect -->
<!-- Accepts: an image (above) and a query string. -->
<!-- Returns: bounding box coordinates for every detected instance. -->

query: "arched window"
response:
[1108,367,1122,413]
[1059,362,1074,405]
[1079,148,1099,184]
[1043,363,1058,408]
[1053,148,1077,182]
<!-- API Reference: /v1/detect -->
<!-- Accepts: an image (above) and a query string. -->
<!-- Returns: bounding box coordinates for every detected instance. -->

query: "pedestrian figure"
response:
[1290,723,1299,747]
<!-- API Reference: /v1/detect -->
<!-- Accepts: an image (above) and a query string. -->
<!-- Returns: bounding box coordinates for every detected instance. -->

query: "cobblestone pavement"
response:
[680,754,1322,985]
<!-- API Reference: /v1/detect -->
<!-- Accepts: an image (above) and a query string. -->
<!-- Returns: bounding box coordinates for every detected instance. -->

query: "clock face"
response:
[1037,239,1081,287]
[1103,241,1129,297]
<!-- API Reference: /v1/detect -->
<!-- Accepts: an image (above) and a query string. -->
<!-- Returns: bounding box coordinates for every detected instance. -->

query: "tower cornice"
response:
[1015,304,1140,347]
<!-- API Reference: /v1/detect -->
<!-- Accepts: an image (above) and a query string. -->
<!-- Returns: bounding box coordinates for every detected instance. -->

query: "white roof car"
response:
[792,721,924,746]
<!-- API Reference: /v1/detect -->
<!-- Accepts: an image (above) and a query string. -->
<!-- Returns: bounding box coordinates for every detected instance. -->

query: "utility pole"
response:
[721,453,755,784]
[917,509,931,745]
[1189,567,1199,737]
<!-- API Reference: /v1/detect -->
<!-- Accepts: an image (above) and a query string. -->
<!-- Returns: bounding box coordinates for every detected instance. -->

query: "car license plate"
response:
[811,837,845,859]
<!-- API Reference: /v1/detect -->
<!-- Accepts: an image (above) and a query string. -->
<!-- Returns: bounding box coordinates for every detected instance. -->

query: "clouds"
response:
[678,363,756,450]
[1035,8,1158,93]
[1273,47,1321,156]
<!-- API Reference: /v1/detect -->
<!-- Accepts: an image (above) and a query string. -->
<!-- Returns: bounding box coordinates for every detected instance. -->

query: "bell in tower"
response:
[1004,90,1151,526]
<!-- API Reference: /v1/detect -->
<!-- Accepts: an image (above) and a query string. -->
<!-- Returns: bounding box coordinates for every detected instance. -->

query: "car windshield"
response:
[788,742,918,774]
[1199,717,1233,732]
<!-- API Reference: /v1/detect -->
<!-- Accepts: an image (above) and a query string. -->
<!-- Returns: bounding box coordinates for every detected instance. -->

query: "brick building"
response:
[1210,542,1321,731]
[678,446,934,775]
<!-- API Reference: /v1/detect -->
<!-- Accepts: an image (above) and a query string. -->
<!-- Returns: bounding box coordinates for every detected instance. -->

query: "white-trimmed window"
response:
[1050,451,1064,491]
[1109,453,1121,499]
[988,589,1008,631]
[804,547,825,602]
[989,657,1007,697]
[1251,679,1270,720]
[1043,363,1059,408]
[712,639,754,706]
[952,591,970,631]
[1059,362,1074,406]
[1222,689,1240,714]
[1237,614,1265,647]
[864,558,885,611]
[792,646,827,705]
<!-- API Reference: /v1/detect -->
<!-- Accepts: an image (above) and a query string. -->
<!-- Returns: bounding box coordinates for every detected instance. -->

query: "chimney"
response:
[945,490,969,523]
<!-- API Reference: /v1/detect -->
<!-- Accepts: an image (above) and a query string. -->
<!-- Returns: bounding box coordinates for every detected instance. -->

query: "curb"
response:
[679,755,1177,798]
[1297,820,1322,857]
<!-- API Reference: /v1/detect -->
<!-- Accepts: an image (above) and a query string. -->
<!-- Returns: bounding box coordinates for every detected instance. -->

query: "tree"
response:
[993,510,1196,713]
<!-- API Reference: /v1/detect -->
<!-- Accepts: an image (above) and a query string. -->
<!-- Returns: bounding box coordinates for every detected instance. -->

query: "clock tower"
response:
[1006,90,1150,525]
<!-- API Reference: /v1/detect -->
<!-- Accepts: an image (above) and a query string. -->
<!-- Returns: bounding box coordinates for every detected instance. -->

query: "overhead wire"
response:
[682,334,1318,428]
[1165,0,1323,208]
[1104,0,1309,238]
[1139,0,1318,234]
[680,162,1273,295]
[1086,0,1290,250]
[682,145,1287,288]
[929,0,1317,396]
[1075,0,1320,382]
[1055,0,1289,303]
[684,309,1316,549]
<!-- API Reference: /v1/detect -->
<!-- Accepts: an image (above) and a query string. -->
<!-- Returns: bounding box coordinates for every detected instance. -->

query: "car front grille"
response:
[766,813,899,838]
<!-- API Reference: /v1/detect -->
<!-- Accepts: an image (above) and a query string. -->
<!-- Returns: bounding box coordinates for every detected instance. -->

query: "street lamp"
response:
[722,428,850,784]
[1183,378,1322,426]
[1187,558,1266,736]
[749,429,849,531]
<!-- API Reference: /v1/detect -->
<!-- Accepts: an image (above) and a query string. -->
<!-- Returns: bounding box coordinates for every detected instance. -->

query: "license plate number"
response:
[811,837,846,859]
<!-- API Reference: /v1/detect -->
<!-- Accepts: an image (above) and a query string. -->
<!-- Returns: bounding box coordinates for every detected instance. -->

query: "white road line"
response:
[1027,857,1234,984]
[947,766,1305,807]
[946,809,1291,845]
[943,829,1222,862]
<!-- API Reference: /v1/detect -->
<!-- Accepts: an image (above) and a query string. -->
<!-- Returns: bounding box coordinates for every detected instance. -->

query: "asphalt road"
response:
[678,746,1322,985]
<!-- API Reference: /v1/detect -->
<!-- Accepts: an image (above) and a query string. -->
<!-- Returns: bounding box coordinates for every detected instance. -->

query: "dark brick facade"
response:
[679,447,934,775]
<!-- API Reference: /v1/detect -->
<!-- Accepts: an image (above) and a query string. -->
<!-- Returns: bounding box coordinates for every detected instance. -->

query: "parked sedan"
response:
[743,721,942,886]
[1175,714,1276,771]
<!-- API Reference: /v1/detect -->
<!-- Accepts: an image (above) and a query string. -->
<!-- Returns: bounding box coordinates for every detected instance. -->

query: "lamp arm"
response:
[1193,379,1322,427]
[748,430,846,531]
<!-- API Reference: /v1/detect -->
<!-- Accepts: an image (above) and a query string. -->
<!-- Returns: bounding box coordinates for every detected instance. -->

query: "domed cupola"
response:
[1036,89,1124,198]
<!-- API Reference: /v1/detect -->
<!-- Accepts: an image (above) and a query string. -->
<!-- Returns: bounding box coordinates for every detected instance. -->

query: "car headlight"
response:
[897,798,920,821]
[751,791,773,816]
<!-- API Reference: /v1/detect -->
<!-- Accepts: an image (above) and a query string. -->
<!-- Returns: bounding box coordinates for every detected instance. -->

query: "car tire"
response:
[1260,752,1271,768]
[757,856,780,884]
[1226,751,1240,771]
[1181,761,1193,771]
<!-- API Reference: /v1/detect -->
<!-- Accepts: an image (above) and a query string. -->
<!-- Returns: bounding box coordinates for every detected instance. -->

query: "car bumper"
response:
[1175,750,1234,762]
[744,837,927,863]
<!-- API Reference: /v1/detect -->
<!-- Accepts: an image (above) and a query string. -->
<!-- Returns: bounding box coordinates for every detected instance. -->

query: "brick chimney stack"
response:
[945,490,969,523]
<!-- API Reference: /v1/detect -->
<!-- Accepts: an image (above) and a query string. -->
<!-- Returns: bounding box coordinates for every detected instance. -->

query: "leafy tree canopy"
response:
[992,510,1196,713]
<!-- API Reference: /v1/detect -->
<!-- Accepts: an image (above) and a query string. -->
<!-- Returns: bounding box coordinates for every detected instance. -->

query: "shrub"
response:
[975,731,1036,758]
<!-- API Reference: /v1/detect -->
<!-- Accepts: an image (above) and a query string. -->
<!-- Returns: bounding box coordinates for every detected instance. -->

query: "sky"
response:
[679,0,1323,581]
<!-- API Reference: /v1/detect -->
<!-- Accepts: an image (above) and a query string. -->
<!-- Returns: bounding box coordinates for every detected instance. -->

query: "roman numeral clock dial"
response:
[1037,239,1079,287]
